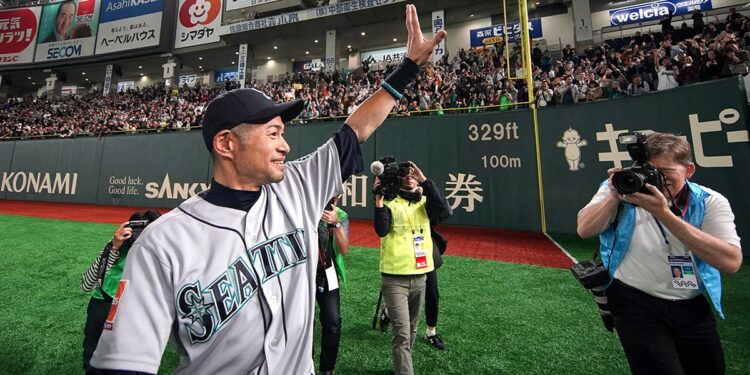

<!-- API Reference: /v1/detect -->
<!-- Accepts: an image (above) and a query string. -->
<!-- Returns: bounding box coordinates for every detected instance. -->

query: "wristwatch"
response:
[329,222,342,229]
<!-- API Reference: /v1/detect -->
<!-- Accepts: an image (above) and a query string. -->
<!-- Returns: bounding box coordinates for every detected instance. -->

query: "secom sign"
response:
[609,0,712,27]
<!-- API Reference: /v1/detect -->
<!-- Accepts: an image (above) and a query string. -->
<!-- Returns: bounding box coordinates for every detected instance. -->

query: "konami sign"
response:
[1,171,79,195]
[608,0,712,27]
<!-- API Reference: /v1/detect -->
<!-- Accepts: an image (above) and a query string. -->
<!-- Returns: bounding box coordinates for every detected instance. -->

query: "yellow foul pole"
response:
[502,0,511,79]
[518,0,546,233]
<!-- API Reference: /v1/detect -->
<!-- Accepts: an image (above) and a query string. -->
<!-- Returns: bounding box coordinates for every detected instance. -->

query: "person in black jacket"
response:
[423,226,449,350]
[373,160,452,373]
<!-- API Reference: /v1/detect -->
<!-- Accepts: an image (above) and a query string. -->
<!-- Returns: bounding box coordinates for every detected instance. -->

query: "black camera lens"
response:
[397,162,411,177]
[612,170,645,195]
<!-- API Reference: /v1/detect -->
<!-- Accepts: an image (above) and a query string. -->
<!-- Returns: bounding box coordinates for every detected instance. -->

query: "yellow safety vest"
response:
[380,196,434,275]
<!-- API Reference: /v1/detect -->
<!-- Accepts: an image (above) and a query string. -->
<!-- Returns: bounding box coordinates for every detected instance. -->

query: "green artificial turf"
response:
[550,232,750,375]
[0,215,746,374]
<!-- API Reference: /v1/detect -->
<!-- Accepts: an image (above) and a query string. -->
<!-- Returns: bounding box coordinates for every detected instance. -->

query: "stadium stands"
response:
[1,6,748,140]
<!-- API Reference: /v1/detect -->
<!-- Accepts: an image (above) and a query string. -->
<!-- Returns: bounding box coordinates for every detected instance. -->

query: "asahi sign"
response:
[1,171,79,195]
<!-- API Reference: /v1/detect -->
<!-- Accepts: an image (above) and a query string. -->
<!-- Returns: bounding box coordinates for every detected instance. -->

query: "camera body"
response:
[612,132,665,195]
[570,259,614,332]
[372,156,410,200]
[570,259,609,289]
[124,220,149,248]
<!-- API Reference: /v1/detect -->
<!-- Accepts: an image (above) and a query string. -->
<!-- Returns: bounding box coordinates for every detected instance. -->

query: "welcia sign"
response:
[608,0,712,27]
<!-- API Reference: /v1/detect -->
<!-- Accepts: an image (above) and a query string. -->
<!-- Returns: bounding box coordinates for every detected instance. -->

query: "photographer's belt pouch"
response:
[668,255,699,290]
[414,234,428,269]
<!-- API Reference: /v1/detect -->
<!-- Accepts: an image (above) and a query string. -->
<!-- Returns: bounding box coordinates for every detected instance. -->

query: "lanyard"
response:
[656,186,691,244]
[396,200,423,235]
[678,193,690,219]
[654,218,670,245]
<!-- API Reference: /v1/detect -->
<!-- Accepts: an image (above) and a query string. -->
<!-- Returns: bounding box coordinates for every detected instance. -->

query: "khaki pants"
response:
[381,274,427,375]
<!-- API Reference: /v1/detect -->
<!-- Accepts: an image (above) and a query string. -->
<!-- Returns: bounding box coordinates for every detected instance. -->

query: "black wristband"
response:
[382,58,420,100]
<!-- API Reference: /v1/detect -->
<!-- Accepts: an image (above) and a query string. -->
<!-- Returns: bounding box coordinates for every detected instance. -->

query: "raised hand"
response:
[112,221,133,250]
[407,161,426,183]
[405,4,447,66]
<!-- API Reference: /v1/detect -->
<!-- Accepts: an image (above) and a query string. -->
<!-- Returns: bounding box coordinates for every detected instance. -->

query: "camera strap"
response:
[667,184,690,218]
[94,242,115,299]
[594,203,623,272]
[95,242,113,286]
[654,218,671,245]
[655,186,690,245]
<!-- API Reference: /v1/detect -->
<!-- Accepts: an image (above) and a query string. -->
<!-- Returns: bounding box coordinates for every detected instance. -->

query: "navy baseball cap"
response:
[201,88,304,151]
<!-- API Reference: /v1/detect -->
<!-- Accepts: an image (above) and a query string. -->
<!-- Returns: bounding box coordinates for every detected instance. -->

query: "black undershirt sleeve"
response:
[422,179,453,225]
[374,206,392,237]
[332,124,364,182]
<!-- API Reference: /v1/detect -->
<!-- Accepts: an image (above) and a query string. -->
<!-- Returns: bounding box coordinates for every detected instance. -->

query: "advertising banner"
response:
[360,46,406,65]
[214,67,238,82]
[292,58,324,72]
[178,73,199,87]
[608,0,712,27]
[538,77,750,250]
[374,112,540,230]
[61,85,78,95]
[0,141,14,200]
[0,7,41,66]
[116,80,134,91]
[237,43,247,87]
[469,18,543,48]
[325,29,335,72]
[35,0,99,62]
[96,0,163,55]
[2,138,104,204]
[103,64,113,95]
[96,132,210,207]
[432,10,445,63]
[222,0,405,35]
[225,0,280,12]
[175,0,221,49]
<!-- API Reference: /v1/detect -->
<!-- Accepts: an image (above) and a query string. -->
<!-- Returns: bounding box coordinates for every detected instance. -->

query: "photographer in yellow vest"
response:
[373,160,452,375]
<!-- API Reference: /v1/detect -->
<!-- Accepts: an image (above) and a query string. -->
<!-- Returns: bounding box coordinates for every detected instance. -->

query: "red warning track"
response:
[0,200,572,269]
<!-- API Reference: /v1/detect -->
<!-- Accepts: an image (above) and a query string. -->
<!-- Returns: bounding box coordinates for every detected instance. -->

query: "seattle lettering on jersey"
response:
[176,229,307,343]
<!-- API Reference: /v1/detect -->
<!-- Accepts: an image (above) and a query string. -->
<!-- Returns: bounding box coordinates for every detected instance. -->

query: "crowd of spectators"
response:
[0,84,224,139]
[526,8,750,107]
[1,8,748,139]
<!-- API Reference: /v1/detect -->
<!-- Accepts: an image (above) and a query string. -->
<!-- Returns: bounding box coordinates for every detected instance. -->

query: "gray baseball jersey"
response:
[91,138,343,374]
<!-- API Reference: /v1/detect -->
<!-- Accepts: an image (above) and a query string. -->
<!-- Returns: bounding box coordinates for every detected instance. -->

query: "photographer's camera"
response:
[370,156,410,200]
[124,220,149,248]
[571,259,614,332]
[612,132,666,195]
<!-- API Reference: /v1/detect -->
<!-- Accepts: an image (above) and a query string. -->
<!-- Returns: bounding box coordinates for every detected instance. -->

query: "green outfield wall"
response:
[1,78,748,251]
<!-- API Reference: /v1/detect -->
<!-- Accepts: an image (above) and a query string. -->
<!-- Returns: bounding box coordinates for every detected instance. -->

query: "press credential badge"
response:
[668,255,699,290]
[414,234,427,269]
